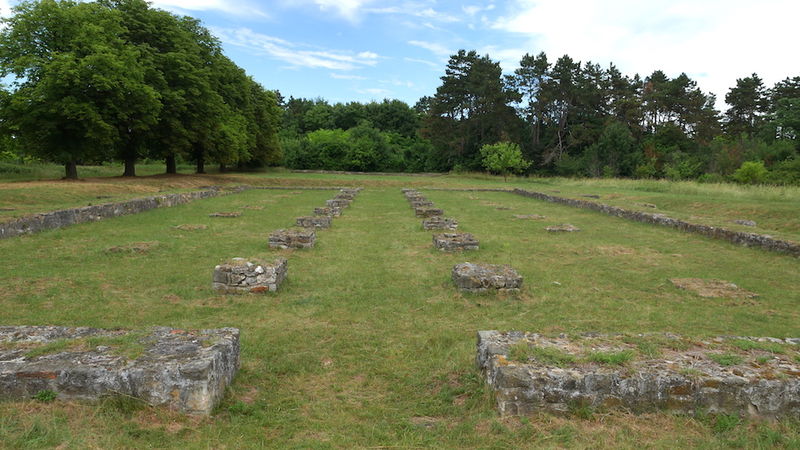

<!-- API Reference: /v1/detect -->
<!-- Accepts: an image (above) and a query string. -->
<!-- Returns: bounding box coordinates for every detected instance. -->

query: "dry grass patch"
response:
[669,278,759,298]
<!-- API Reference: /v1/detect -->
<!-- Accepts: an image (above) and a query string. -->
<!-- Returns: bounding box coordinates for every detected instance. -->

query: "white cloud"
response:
[310,0,376,22]
[150,0,268,18]
[331,73,367,80]
[403,57,441,69]
[408,40,452,57]
[492,0,800,106]
[213,27,380,71]
[356,87,392,96]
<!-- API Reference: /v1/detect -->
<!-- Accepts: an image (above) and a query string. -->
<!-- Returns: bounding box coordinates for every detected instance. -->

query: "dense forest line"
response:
[1,1,798,184]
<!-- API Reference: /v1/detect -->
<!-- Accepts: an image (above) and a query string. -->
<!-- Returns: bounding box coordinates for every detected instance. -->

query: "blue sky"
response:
[3,0,800,108]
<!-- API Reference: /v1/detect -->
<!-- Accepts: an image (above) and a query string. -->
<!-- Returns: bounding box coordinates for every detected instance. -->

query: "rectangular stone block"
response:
[423,216,458,231]
[433,232,479,251]
[0,326,240,415]
[453,262,521,292]
[477,331,800,419]
[296,216,332,229]
[326,199,350,209]
[314,206,342,217]
[415,207,444,218]
[213,257,288,293]
[269,228,316,249]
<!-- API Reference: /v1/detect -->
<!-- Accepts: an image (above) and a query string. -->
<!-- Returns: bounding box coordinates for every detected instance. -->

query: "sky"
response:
[3,0,800,109]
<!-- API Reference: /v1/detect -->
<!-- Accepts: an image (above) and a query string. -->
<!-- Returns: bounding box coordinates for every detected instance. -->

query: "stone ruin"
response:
[422,216,458,231]
[477,331,800,418]
[452,263,522,292]
[213,257,288,293]
[269,228,316,249]
[734,219,757,227]
[0,325,239,415]
[334,192,356,201]
[213,257,286,292]
[296,215,332,229]
[433,232,479,251]
[410,199,434,208]
[208,212,241,218]
[415,207,444,218]
[545,223,581,232]
[314,206,342,217]
[326,199,351,209]
[514,214,546,220]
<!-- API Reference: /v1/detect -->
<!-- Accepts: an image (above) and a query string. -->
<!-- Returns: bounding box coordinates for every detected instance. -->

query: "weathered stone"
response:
[422,216,458,231]
[208,212,241,218]
[296,215,332,229]
[314,206,342,217]
[0,326,239,415]
[514,214,546,220]
[269,228,316,249]
[334,192,356,201]
[415,207,444,218]
[477,331,800,418]
[734,219,757,227]
[326,199,350,209]
[670,278,758,298]
[545,223,580,232]
[410,200,434,208]
[433,232,479,251]
[452,263,522,292]
[213,257,288,293]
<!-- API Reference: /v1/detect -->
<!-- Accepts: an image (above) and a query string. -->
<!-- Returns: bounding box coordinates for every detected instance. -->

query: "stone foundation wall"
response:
[453,263,521,292]
[477,331,800,418]
[213,257,288,293]
[433,232,479,251]
[511,188,800,257]
[0,187,246,240]
[0,326,239,415]
[296,216,332,228]
[415,207,444,218]
[423,216,458,231]
[269,228,316,249]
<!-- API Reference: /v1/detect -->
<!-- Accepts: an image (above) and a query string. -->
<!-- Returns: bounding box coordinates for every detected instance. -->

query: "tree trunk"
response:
[64,161,78,180]
[165,154,177,174]
[196,156,205,174]
[123,156,136,177]
[219,163,226,173]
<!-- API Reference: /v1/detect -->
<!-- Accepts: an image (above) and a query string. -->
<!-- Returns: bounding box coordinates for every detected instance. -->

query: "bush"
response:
[696,173,725,183]
[766,158,800,185]
[479,142,530,181]
[732,161,768,184]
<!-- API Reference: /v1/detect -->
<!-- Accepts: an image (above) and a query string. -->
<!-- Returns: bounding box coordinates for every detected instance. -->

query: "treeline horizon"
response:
[0,1,798,184]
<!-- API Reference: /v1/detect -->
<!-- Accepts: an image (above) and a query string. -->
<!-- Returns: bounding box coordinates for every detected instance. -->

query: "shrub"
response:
[732,161,768,184]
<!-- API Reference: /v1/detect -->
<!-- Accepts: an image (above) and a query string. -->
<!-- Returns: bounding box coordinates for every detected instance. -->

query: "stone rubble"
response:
[452,263,522,292]
[433,232,479,251]
[213,257,288,293]
[514,214,546,220]
[269,228,316,249]
[477,331,800,418]
[734,219,757,227]
[0,326,240,415]
[208,212,241,218]
[545,223,581,232]
[314,206,342,217]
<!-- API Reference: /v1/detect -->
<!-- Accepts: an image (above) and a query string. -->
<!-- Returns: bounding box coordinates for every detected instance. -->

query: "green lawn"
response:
[0,184,798,448]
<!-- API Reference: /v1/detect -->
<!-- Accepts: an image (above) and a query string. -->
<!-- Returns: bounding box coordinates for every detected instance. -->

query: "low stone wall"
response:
[453,263,522,292]
[0,326,239,415]
[511,188,800,257]
[0,187,245,240]
[269,228,316,249]
[477,331,800,418]
[423,216,458,231]
[433,232,479,251]
[296,216,332,229]
[213,257,288,293]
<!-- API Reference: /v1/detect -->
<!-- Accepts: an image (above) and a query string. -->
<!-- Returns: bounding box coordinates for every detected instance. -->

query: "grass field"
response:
[0,169,799,448]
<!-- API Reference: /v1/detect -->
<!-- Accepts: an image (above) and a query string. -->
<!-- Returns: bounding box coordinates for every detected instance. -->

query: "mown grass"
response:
[0,177,799,447]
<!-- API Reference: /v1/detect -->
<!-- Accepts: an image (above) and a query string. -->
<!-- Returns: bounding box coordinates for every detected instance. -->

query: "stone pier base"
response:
[326,199,350,209]
[477,331,800,418]
[415,207,444,218]
[213,257,288,293]
[314,206,342,217]
[433,232,479,251]
[453,263,522,292]
[296,216,332,229]
[423,217,458,231]
[0,326,240,415]
[269,228,316,249]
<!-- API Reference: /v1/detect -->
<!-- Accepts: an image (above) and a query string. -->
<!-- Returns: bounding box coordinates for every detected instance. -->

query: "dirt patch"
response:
[242,206,264,210]
[669,278,759,298]
[410,416,440,429]
[514,214,546,220]
[546,224,581,232]
[595,245,635,256]
[105,241,159,254]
